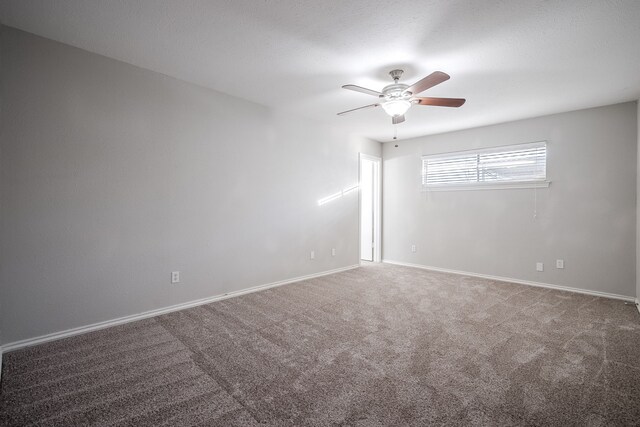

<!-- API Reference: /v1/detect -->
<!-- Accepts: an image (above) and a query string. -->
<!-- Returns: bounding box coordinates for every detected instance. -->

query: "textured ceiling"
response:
[1,0,640,142]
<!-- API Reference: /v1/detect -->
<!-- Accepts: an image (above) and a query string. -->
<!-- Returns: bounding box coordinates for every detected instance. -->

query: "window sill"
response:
[423,180,550,192]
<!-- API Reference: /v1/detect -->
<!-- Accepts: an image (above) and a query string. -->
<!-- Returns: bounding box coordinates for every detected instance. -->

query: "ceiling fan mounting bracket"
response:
[389,69,404,82]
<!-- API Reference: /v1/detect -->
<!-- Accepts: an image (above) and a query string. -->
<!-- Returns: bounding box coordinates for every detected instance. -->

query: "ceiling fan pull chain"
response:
[393,123,397,140]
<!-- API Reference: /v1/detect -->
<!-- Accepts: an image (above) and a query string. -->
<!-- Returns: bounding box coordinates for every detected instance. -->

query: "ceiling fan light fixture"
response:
[381,99,411,117]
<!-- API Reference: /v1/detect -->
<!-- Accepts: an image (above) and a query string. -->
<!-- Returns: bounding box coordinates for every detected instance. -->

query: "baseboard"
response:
[382,259,636,302]
[2,264,360,353]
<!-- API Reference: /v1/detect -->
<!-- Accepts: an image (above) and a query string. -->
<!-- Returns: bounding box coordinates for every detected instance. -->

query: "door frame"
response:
[359,153,382,263]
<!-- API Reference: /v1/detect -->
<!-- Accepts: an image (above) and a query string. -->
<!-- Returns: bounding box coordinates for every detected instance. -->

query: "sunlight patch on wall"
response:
[318,184,359,206]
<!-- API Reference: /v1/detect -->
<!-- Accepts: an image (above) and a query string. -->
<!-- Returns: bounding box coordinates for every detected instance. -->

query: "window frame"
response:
[421,141,550,191]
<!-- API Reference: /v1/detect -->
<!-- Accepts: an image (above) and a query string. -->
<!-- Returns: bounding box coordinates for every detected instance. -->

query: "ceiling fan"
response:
[337,69,465,124]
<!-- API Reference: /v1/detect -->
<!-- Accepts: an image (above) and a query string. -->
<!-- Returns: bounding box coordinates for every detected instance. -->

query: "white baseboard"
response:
[2,264,360,353]
[382,259,636,302]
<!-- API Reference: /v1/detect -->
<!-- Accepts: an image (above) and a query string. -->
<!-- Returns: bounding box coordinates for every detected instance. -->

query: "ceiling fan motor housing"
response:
[384,69,412,100]
[382,83,411,101]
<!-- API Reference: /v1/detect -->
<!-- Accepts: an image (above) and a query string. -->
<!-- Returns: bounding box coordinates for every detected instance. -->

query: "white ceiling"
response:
[1,0,640,142]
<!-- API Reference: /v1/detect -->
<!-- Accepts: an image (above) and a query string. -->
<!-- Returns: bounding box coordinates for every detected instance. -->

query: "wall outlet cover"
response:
[556,259,565,269]
[171,271,180,284]
[536,262,544,272]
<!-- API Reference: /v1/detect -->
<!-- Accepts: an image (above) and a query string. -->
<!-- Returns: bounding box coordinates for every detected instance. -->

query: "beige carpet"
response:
[1,263,639,426]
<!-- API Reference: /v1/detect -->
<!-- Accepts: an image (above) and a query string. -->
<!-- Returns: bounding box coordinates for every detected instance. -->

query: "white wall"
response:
[0,26,381,345]
[383,102,637,298]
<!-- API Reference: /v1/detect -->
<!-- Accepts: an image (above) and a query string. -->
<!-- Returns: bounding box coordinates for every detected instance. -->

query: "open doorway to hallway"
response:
[359,154,381,263]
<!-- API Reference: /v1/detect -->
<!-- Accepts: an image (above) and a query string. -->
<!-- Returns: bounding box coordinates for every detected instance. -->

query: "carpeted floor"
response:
[1,263,639,426]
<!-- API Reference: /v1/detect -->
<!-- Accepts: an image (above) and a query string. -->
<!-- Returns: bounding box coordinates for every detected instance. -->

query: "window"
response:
[422,141,548,190]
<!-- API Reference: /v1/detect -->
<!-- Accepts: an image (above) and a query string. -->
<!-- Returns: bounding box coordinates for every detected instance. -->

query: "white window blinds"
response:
[422,141,547,189]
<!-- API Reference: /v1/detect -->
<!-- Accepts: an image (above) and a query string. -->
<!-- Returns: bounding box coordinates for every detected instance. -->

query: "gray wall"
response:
[0,26,3,376]
[0,26,380,345]
[637,101,640,301]
[383,102,637,298]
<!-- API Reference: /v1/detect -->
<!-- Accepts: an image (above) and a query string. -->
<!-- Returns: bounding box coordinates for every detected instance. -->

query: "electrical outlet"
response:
[536,262,544,272]
[411,245,416,253]
[171,271,180,284]
[556,259,564,269]
[310,250,315,260]
[332,248,336,256]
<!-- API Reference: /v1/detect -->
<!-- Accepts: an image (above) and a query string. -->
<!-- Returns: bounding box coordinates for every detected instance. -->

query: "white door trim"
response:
[359,153,382,263]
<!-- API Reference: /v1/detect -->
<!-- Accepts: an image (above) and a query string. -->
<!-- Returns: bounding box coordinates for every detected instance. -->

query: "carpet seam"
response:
[154,270,374,425]
[155,316,265,425]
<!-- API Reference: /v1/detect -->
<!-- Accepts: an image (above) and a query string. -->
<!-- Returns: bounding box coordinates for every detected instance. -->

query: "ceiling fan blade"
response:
[415,97,466,107]
[392,115,405,125]
[337,103,380,115]
[342,85,382,97]
[405,71,450,95]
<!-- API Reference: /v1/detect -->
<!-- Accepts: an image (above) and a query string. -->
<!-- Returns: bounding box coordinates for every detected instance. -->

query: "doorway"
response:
[359,154,381,263]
